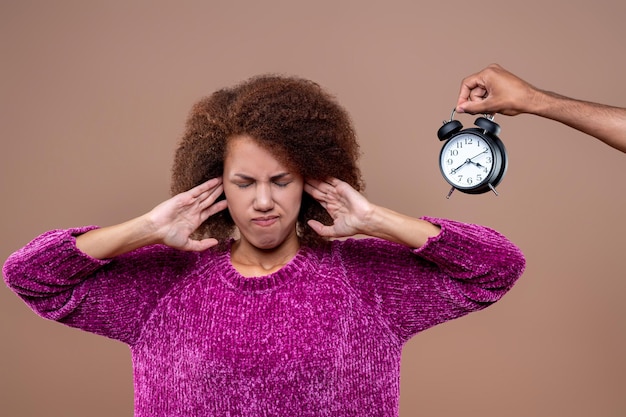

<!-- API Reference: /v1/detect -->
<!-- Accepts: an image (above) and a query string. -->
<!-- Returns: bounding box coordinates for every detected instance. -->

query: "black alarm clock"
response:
[437,109,508,198]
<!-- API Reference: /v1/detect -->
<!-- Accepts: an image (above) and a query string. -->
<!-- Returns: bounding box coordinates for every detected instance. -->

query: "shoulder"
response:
[330,237,416,266]
[110,243,226,276]
[331,236,404,252]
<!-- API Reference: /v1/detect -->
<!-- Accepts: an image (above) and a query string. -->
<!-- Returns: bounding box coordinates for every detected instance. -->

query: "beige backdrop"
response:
[1,1,625,416]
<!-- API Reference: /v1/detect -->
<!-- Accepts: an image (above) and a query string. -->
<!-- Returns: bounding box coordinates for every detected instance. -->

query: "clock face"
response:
[440,133,494,189]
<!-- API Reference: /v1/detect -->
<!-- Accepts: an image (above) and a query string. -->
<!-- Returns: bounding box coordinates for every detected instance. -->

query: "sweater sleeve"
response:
[2,226,198,346]
[336,217,526,342]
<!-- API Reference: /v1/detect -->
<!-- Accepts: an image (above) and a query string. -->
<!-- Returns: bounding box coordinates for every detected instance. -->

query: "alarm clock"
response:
[437,109,508,198]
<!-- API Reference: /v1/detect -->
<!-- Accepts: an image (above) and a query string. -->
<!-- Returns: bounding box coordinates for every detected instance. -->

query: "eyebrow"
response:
[232,172,292,181]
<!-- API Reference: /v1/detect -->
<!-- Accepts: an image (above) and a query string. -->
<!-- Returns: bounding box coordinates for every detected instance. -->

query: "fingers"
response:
[459,96,493,115]
[304,181,335,212]
[457,74,490,114]
[304,177,342,199]
[303,180,323,199]
[189,177,223,198]
[200,199,228,222]
[457,63,536,117]
[186,178,225,215]
[196,184,224,210]
[456,64,510,114]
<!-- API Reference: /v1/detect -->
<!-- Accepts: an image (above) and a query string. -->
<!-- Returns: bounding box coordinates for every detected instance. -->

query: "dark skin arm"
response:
[456,64,626,153]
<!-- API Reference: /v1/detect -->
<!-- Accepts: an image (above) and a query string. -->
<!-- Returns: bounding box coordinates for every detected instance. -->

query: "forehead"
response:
[224,135,297,173]
[224,135,298,175]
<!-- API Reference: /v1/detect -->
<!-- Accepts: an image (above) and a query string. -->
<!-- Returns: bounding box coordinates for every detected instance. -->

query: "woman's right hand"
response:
[147,177,228,251]
[76,178,228,259]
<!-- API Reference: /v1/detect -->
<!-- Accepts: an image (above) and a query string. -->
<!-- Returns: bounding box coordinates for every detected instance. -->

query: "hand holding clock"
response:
[456,63,626,153]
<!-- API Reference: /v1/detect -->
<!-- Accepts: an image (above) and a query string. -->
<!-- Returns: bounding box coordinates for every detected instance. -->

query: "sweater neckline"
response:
[214,240,314,292]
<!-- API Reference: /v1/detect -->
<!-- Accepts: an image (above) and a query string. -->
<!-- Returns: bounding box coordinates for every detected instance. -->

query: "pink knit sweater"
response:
[3,217,525,416]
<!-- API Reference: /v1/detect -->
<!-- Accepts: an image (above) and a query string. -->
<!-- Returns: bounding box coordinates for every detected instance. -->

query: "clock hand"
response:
[450,149,489,174]
[468,149,488,162]
[450,159,470,175]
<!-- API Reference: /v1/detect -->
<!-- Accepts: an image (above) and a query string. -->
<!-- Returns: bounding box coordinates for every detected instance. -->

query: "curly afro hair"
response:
[171,74,364,247]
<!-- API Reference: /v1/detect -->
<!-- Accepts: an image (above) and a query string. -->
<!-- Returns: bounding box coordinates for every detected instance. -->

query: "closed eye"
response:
[231,172,294,189]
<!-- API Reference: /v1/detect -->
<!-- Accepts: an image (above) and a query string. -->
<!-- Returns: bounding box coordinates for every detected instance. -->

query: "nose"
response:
[253,182,274,211]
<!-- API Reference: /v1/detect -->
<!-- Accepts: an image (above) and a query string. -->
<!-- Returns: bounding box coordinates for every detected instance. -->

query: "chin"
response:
[255,232,300,251]
[240,227,298,251]
[255,239,284,251]
[243,234,279,250]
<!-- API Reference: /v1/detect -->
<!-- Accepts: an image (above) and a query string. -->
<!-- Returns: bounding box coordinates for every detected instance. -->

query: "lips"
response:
[251,216,279,227]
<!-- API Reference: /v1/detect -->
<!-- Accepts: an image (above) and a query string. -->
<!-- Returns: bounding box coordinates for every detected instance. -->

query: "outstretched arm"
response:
[2,177,229,342]
[306,178,526,341]
[456,63,626,153]
[304,177,440,248]
[76,177,228,259]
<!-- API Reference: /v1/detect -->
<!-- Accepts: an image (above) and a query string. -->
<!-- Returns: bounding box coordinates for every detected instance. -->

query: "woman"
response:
[3,75,525,416]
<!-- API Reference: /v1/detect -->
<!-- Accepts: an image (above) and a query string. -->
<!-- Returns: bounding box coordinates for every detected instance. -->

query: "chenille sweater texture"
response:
[3,217,525,417]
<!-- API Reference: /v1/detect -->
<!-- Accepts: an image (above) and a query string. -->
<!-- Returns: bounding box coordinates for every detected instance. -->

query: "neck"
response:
[230,237,300,277]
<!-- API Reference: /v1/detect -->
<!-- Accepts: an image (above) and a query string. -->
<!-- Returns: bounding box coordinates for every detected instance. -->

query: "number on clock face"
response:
[440,133,494,188]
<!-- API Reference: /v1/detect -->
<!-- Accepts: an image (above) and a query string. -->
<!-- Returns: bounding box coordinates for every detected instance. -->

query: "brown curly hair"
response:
[171,74,363,247]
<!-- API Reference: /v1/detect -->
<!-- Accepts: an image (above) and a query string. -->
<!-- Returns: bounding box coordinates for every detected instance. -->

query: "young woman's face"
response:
[223,135,304,250]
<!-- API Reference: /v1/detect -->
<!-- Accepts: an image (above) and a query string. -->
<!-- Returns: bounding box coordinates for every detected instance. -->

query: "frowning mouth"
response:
[251,216,279,227]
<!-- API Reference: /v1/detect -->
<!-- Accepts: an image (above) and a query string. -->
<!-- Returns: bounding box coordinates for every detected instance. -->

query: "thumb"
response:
[458,98,491,115]
[184,237,220,252]
[307,219,333,237]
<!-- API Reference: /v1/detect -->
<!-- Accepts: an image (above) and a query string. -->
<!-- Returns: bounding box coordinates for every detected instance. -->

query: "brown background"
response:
[1,1,625,416]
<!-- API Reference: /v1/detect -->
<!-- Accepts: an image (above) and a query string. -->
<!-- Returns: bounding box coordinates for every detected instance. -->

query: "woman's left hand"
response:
[304,177,374,238]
